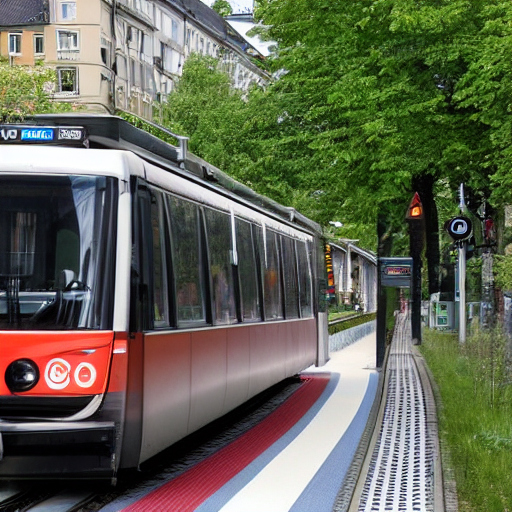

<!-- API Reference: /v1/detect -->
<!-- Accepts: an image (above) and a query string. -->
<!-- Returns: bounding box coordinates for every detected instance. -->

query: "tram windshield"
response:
[0,175,117,330]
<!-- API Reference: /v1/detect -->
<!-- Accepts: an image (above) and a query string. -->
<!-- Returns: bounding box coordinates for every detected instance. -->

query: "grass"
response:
[420,327,512,512]
[328,309,360,322]
[328,312,376,335]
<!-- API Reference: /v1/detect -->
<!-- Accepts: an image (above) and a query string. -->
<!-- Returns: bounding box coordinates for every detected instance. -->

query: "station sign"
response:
[0,125,87,145]
[445,216,473,241]
[380,257,413,288]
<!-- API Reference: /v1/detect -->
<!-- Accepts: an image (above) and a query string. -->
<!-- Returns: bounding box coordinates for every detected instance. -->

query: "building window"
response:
[34,34,44,54]
[8,33,21,55]
[57,30,79,51]
[60,1,76,21]
[171,19,179,42]
[57,67,78,94]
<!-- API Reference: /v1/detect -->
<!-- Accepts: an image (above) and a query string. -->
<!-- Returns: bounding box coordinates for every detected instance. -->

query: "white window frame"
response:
[60,1,76,21]
[56,67,78,95]
[57,30,79,51]
[34,34,44,55]
[8,33,22,55]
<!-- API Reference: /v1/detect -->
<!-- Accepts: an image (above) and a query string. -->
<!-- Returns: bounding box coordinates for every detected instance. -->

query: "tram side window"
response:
[150,191,169,328]
[258,228,283,321]
[168,196,206,325]
[235,218,260,322]
[204,208,236,325]
[281,235,299,319]
[297,240,313,318]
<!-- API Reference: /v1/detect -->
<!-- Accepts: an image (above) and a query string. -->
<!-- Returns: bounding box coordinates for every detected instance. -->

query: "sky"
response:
[201,0,254,14]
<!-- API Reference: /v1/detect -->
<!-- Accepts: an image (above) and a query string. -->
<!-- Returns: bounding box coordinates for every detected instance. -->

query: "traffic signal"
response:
[406,192,424,220]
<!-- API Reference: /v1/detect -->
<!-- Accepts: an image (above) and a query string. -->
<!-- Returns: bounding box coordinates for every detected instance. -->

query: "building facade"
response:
[0,0,269,119]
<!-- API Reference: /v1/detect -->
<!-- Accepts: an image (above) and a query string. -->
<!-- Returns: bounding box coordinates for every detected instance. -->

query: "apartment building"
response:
[0,0,48,66]
[0,0,269,120]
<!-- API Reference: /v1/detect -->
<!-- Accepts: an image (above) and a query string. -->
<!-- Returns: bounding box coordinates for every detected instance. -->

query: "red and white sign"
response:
[45,358,71,390]
[74,362,97,388]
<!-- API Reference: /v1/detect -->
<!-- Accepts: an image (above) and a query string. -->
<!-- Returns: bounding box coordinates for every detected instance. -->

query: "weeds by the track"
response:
[420,327,512,512]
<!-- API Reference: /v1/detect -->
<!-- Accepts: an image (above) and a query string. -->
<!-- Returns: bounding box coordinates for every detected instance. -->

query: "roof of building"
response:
[167,0,265,60]
[0,0,48,26]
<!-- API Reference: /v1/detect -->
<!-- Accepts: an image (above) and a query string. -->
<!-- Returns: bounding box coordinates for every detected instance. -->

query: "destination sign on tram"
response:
[0,125,86,145]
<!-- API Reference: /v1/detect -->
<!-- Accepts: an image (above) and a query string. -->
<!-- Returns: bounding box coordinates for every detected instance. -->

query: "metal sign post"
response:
[444,185,472,344]
[458,241,467,344]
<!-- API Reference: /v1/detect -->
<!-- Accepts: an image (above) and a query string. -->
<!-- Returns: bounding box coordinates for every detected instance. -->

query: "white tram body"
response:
[0,115,328,481]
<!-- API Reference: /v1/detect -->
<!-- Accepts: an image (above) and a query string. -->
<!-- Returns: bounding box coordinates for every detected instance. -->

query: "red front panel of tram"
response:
[0,331,114,396]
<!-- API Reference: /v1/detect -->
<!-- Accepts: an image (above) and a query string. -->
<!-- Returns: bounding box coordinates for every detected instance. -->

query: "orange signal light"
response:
[410,206,422,217]
[406,192,424,220]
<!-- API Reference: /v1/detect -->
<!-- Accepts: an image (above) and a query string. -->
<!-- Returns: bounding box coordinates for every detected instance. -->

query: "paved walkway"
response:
[216,332,378,512]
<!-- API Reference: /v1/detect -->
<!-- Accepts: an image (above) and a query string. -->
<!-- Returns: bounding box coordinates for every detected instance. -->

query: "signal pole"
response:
[406,193,425,345]
[444,185,473,344]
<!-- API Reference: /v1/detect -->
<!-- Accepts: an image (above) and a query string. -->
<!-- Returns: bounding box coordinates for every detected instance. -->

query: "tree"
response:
[251,0,511,288]
[0,62,78,121]
[211,0,232,17]
[159,0,511,280]
[162,55,252,173]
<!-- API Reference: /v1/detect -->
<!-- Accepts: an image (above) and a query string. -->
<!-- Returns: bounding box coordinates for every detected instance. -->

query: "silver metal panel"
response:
[224,327,251,412]
[140,332,191,463]
[113,183,132,332]
[317,312,329,367]
[188,329,228,434]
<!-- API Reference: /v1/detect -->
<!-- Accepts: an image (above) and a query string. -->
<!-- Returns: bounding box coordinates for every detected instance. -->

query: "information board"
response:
[380,257,413,288]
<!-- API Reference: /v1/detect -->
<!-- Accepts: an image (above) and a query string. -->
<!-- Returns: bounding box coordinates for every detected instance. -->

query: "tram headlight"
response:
[5,359,39,392]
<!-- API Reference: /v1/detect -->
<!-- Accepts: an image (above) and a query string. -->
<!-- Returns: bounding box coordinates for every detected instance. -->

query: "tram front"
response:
[0,143,131,482]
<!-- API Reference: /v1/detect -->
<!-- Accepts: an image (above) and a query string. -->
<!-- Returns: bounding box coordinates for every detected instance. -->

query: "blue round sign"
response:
[445,216,472,241]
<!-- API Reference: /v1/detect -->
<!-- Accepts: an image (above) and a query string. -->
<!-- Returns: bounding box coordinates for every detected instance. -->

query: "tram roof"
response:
[5,114,322,237]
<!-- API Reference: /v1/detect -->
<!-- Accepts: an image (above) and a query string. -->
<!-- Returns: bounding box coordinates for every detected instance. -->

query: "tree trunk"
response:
[412,173,440,296]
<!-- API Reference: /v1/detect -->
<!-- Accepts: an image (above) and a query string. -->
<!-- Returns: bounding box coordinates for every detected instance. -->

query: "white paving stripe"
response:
[218,333,377,512]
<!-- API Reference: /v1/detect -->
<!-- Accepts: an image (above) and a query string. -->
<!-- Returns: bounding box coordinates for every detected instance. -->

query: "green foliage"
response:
[162,55,248,169]
[493,254,512,291]
[158,1,511,263]
[116,110,179,146]
[211,0,232,17]
[252,0,511,251]
[420,327,512,511]
[0,64,78,121]
[328,312,376,336]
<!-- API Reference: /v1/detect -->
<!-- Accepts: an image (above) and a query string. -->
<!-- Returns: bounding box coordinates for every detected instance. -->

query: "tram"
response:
[0,115,328,482]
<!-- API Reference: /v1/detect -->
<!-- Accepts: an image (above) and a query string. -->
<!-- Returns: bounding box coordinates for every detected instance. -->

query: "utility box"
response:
[430,301,454,329]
